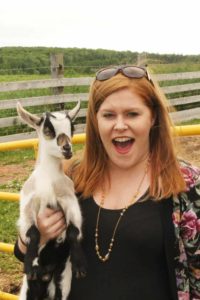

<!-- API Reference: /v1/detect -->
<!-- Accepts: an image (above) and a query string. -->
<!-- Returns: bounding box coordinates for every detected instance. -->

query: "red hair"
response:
[67,73,186,200]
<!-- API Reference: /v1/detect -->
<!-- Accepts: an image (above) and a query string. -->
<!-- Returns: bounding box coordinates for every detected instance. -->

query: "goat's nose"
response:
[62,143,72,159]
[63,144,71,151]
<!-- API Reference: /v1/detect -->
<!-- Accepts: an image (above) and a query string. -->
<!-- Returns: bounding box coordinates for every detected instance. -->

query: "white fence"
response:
[0,71,200,142]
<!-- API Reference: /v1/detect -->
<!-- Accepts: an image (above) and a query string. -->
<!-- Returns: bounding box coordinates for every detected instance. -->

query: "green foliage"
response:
[1,46,200,75]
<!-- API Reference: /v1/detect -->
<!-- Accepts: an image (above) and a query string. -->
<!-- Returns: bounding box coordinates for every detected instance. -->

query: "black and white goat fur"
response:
[17,101,86,300]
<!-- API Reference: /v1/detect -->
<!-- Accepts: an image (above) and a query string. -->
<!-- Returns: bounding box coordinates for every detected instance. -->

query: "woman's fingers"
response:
[39,210,65,228]
[37,208,67,244]
[45,215,66,235]
[49,223,67,240]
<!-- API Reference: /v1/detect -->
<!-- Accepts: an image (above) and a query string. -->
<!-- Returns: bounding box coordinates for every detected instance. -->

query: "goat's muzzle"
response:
[57,134,72,159]
[62,143,72,159]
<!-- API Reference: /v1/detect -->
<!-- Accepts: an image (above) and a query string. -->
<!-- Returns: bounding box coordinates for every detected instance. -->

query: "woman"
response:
[15,65,200,300]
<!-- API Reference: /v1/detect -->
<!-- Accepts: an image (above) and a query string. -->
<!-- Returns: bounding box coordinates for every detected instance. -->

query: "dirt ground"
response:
[176,135,200,167]
[0,136,199,294]
[0,271,22,295]
[0,160,35,185]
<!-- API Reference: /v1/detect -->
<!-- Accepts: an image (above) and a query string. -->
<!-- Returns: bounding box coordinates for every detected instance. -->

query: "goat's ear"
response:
[16,102,42,129]
[68,100,81,121]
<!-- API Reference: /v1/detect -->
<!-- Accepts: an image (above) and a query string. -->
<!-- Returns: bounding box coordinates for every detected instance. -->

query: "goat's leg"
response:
[58,258,72,300]
[24,225,40,280]
[67,223,87,279]
[19,275,28,300]
[26,279,49,300]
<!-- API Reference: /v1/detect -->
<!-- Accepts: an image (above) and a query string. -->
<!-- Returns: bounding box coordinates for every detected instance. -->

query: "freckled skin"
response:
[97,88,154,170]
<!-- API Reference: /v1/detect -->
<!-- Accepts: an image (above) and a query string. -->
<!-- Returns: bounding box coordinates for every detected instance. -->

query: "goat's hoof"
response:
[71,255,87,279]
[26,270,38,281]
[73,263,87,279]
[75,270,87,279]
[25,265,39,281]
[41,273,51,282]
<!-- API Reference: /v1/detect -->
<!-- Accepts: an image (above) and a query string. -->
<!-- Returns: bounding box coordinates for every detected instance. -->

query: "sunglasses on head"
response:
[95,65,154,85]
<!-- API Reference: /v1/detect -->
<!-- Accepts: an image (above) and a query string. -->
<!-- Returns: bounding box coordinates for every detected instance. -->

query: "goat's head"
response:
[16,101,81,159]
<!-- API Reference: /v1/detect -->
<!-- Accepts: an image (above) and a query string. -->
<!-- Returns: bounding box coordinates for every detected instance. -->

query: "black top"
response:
[68,196,173,300]
[15,196,175,300]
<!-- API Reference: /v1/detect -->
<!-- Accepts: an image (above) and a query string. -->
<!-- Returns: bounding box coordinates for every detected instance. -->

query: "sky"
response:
[0,0,199,55]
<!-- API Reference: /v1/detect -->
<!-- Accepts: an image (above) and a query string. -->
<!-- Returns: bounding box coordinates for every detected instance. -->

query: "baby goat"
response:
[17,101,86,300]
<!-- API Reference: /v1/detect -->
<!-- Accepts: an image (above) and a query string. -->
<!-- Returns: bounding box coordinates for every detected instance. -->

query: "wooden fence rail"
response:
[0,71,200,142]
[0,77,93,92]
[0,70,200,92]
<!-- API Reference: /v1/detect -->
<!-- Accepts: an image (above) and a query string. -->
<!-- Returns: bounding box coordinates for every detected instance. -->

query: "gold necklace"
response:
[95,167,148,262]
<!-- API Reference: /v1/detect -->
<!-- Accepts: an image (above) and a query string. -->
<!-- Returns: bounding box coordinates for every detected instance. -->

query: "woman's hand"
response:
[37,208,67,246]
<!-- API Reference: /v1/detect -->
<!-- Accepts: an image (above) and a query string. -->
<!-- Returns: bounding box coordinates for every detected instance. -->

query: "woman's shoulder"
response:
[172,160,200,217]
[179,159,200,191]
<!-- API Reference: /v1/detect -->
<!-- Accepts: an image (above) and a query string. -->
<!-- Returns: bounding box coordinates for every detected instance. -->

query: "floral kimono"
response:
[172,161,200,300]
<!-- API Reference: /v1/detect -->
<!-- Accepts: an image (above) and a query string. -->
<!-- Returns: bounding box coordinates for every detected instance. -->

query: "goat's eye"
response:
[44,128,55,139]
[44,128,52,137]
[43,118,56,139]
[44,128,50,135]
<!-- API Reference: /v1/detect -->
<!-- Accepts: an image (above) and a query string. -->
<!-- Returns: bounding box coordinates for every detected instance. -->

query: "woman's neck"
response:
[108,156,149,182]
[94,158,151,210]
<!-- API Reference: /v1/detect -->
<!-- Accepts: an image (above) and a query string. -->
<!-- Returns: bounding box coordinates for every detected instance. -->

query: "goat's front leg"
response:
[24,225,40,280]
[67,223,87,279]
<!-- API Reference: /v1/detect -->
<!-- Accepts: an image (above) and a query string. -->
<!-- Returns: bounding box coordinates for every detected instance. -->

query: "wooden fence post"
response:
[50,53,64,109]
[137,52,148,67]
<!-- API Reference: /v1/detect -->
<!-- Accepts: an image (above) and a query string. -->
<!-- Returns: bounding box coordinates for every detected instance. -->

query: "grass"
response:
[0,201,19,243]
[0,72,93,83]
[149,63,200,74]
[0,143,82,163]
[0,85,89,101]
[0,148,34,165]
[0,74,51,82]
[179,119,200,125]
[0,199,23,293]
[0,252,23,295]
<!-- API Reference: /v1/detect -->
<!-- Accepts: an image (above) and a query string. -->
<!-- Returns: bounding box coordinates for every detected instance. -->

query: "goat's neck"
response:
[36,148,63,175]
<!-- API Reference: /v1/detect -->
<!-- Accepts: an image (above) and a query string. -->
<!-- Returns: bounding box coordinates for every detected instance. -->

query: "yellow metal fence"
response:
[0,126,200,299]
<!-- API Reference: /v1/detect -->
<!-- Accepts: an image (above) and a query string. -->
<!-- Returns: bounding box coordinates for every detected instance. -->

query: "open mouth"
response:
[112,137,135,154]
[62,151,72,159]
